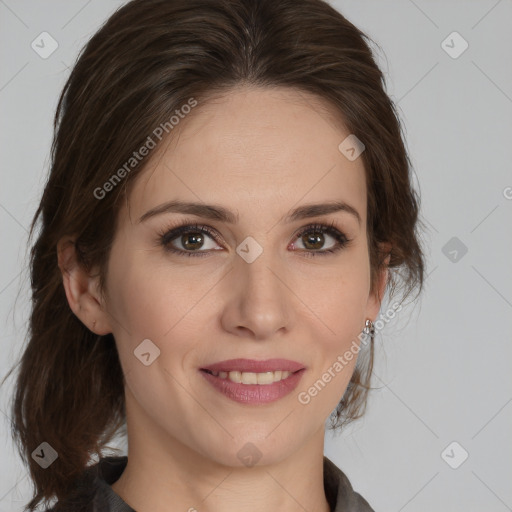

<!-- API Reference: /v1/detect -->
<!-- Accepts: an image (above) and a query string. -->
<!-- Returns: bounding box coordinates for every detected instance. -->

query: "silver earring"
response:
[363,319,375,338]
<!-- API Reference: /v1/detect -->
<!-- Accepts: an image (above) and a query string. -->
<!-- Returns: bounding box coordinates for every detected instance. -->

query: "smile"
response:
[199,368,306,404]
[202,369,298,385]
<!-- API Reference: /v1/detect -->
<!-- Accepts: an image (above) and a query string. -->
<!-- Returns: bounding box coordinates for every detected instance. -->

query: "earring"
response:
[363,319,375,338]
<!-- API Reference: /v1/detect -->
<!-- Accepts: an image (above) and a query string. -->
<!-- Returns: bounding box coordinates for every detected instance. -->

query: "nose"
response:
[219,251,293,340]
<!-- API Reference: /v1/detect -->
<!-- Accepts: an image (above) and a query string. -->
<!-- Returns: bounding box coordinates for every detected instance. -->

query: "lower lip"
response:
[200,369,306,404]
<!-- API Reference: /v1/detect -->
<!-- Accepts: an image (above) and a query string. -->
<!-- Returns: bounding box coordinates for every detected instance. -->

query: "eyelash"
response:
[156,219,352,258]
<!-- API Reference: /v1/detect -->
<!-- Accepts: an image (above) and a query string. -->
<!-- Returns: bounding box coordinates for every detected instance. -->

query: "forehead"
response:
[124,86,367,226]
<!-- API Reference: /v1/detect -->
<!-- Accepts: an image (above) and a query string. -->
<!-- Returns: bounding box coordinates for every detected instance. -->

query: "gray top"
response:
[46,455,375,512]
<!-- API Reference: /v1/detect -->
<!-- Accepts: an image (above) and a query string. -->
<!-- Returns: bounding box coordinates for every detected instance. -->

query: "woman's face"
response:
[100,86,385,467]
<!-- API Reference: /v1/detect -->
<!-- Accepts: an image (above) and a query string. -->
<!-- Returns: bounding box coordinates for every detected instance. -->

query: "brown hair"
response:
[1,0,425,509]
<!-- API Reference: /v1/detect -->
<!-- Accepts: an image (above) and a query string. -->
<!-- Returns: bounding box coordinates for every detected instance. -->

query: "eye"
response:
[291,221,351,257]
[157,219,352,258]
[158,223,221,257]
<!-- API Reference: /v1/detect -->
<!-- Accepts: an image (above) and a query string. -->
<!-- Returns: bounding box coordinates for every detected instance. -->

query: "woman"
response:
[2,0,425,510]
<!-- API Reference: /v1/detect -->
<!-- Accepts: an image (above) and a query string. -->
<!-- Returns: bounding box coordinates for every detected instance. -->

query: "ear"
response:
[364,242,392,322]
[57,236,113,335]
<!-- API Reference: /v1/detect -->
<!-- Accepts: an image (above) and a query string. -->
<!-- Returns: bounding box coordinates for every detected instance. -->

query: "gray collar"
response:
[63,455,375,512]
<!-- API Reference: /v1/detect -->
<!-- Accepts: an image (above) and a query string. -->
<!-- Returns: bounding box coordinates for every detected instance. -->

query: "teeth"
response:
[209,370,292,384]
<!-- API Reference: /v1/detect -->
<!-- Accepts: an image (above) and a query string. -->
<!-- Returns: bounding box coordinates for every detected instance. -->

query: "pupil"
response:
[303,232,323,250]
[183,232,204,250]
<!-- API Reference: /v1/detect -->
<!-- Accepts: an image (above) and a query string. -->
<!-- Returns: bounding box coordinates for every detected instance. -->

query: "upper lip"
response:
[201,358,305,373]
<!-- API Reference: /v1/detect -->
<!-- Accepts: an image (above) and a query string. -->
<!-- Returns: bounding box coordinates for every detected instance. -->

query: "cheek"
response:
[106,245,195,331]
[297,255,369,399]
[300,256,369,331]
[106,256,225,395]
[104,254,193,372]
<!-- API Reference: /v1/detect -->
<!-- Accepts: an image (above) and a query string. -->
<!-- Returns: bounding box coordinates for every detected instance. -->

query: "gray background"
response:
[1,0,511,511]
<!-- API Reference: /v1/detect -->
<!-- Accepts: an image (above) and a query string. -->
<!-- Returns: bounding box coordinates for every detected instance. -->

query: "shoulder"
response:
[323,456,375,512]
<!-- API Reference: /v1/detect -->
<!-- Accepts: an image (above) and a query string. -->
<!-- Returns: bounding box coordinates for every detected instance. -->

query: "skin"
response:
[58,85,389,512]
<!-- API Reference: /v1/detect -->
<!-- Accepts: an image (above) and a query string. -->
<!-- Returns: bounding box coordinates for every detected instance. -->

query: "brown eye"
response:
[160,224,221,258]
[300,231,330,251]
[292,223,350,257]
[180,231,206,251]
[158,221,351,259]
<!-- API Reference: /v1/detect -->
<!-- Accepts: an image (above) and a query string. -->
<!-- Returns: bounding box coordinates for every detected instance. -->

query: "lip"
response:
[200,358,305,373]
[200,368,306,404]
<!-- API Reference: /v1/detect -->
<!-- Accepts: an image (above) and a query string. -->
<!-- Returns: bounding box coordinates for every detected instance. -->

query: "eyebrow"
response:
[138,199,361,226]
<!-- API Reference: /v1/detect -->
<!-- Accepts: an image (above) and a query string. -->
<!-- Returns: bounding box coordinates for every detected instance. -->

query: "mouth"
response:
[199,366,306,404]
[200,368,304,385]
[200,357,305,375]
